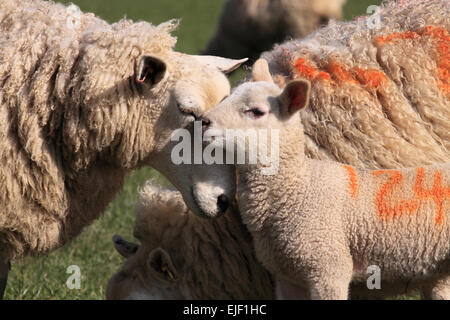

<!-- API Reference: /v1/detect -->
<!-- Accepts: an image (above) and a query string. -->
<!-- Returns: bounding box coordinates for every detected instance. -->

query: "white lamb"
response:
[201,79,450,300]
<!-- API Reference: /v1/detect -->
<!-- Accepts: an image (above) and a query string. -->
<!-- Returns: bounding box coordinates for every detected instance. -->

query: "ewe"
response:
[203,0,347,61]
[202,78,450,300]
[0,0,245,297]
[106,182,274,300]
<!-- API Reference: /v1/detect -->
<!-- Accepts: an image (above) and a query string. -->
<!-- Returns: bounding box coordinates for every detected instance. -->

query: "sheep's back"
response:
[263,0,450,170]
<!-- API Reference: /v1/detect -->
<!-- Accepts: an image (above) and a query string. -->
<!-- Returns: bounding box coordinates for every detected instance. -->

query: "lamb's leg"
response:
[308,257,353,300]
[0,261,10,300]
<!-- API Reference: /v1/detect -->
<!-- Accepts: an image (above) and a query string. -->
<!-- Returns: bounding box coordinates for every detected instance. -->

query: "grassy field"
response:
[3,0,407,300]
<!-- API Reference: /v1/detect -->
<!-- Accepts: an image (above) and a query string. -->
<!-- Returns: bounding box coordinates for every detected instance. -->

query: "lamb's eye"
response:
[245,108,266,118]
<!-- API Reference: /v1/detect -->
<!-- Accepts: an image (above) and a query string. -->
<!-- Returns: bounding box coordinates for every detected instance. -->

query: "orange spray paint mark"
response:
[294,58,330,81]
[376,26,450,96]
[372,170,419,221]
[293,58,387,91]
[414,167,450,225]
[343,165,358,198]
[327,62,359,85]
[372,168,450,225]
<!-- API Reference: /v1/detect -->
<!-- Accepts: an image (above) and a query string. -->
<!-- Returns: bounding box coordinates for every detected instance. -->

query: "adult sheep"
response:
[203,0,347,61]
[106,182,274,300]
[0,0,245,297]
[192,0,450,299]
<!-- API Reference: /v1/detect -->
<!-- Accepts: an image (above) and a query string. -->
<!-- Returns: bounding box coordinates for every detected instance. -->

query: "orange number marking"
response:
[372,168,450,225]
[414,167,450,225]
[372,170,419,221]
[343,165,358,198]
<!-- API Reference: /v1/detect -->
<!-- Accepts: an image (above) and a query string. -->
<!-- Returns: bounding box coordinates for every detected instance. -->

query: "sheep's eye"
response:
[245,108,266,118]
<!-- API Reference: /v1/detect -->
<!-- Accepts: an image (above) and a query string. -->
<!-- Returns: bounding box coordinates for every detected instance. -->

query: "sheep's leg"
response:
[0,261,10,300]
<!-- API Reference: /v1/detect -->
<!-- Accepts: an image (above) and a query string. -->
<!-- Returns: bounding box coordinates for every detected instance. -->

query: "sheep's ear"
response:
[251,59,273,83]
[192,55,248,74]
[136,55,167,86]
[278,80,311,117]
[112,235,139,258]
[147,248,179,282]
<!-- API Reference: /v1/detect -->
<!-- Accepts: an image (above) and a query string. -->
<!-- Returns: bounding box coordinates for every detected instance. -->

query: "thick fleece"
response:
[261,0,449,168]
[106,182,274,300]
[203,0,347,60]
[0,0,245,263]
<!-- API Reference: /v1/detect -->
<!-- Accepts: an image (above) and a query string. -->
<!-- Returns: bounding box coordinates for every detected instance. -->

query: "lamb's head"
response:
[203,57,310,133]
[195,68,310,217]
[202,79,311,160]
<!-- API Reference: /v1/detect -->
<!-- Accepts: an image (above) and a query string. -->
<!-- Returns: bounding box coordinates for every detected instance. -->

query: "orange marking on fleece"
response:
[293,58,387,91]
[294,58,330,81]
[372,170,419,221]
[376,26,450,96]
[343,165,358,198]
[354,67,388,90]
[327,62,359,85]
[414,167,450,225]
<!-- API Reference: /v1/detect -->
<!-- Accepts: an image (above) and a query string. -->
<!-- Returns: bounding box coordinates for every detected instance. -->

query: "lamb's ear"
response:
[251,59,273,83]
[112,235,139,258]
[278,80,311,117]
[192,55,248,74]
[147,248,179,282]
[136,55,167,86]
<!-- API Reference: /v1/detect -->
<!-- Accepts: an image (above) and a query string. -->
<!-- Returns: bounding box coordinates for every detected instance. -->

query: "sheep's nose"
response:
[201,117,211,131]
[217,194,230,214]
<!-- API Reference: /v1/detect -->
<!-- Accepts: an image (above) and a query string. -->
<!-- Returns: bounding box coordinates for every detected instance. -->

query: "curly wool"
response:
[132,182,274,299]
[261,0,449,169]
[203,0,347,60]
[0,0,182,261]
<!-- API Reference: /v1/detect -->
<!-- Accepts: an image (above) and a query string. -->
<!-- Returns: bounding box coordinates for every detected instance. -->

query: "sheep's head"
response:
[106,235,184,300]
[133,54,245,217]
[106,185,189,300]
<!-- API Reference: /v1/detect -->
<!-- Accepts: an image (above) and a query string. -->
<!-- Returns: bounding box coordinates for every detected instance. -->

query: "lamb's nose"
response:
[217,194,230,214]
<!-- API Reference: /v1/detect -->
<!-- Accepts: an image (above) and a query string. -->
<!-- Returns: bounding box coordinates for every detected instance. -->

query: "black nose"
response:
[217,194,230,214]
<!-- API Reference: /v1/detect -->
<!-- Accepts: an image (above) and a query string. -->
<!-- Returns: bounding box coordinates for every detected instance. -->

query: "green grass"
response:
[4,0,418,300]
